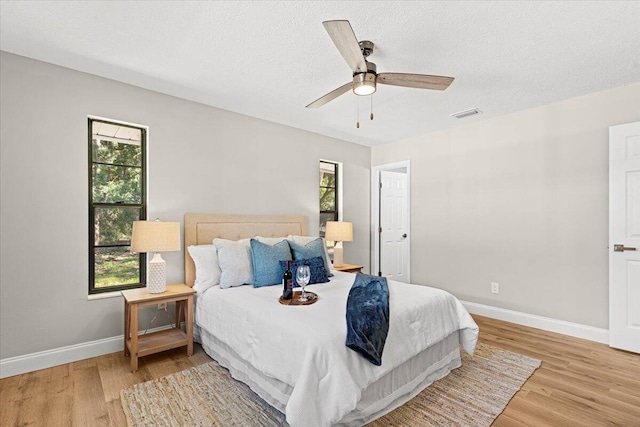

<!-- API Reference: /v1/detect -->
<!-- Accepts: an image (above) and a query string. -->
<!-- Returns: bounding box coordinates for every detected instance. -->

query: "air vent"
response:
[450,108,481,119]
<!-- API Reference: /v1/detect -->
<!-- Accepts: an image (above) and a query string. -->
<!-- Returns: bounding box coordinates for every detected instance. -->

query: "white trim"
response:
[0,324,179,379]
[462,301,609,344]
[371,160,411,280]
[88,114,149,131]
[87,290,123,300]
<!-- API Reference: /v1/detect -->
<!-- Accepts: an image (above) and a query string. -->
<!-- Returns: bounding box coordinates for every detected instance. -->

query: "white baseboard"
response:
[2,303,609,379]
[462,301,609,344]
[0,324,178,379]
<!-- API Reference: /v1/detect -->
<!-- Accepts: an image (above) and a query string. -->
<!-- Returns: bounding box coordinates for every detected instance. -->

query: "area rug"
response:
[120,342,540,426]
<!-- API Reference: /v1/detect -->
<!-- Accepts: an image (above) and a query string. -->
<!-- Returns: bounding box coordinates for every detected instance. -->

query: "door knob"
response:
[614,244,637,252]
[402,233,407,238]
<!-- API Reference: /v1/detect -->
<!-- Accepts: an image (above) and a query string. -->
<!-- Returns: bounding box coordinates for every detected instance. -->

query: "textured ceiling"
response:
[1,1,639,146]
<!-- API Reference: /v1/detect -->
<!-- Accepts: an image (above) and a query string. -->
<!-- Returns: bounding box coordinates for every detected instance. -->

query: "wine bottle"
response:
[283,260,293,300]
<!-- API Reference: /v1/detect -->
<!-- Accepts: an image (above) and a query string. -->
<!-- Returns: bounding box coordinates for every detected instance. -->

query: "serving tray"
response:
[278,291,318,306]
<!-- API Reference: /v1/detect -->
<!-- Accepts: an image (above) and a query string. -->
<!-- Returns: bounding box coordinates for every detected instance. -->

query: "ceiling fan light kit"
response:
[352,41,377,96]
[306,19,455,126]
[353,72,376,96]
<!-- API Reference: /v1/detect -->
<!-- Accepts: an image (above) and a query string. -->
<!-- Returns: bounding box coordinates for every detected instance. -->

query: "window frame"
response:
[319,160,339,238]
[88,117,147,295]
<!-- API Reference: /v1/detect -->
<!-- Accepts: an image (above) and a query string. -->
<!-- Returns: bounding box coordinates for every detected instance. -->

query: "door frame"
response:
[371,160,411,280]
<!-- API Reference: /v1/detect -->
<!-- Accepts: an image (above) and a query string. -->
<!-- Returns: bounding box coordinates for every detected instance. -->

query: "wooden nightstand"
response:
[333,263,363,273]
[122,283,196,372]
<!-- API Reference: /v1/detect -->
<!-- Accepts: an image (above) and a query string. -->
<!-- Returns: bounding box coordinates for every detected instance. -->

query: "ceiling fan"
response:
[306,20,455,109]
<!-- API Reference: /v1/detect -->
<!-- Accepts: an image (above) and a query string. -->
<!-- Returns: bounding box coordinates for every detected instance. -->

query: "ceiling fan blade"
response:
[306,82,352,108]
[322,20,367,74]
[378,73,455,90]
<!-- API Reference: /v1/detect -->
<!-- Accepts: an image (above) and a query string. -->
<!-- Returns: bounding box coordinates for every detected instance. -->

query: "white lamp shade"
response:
[325,221,353,242]
[131,221,181,253]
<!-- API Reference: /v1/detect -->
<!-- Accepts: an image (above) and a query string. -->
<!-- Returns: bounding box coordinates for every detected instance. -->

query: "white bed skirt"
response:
[195,325,462,426]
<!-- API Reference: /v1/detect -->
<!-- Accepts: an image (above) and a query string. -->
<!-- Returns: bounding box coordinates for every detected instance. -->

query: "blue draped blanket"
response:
[345,273,390,366]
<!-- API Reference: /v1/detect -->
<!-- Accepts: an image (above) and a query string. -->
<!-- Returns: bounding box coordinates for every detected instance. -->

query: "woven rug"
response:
[120,342,540,426]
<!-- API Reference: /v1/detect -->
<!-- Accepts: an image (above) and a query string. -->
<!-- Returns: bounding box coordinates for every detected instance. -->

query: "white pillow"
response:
[187,245,221,294]
[256,236,288,246]
[287,235,335,271]
[213,238,253,288]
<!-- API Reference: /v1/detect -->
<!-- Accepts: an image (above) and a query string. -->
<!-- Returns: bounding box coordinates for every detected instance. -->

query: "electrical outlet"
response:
[491,282,500,294]
[157,303,167,310]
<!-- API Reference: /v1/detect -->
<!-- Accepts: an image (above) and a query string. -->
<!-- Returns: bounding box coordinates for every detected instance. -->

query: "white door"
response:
[380,171,409,282]
[609,121,640,353]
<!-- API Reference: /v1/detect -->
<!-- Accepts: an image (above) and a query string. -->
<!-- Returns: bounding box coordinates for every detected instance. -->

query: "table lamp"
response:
[325,221,353,268]
[131,219,181,293]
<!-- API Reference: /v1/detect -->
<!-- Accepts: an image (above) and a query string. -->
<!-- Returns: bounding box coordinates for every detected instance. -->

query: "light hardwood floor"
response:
[1,315,639,426]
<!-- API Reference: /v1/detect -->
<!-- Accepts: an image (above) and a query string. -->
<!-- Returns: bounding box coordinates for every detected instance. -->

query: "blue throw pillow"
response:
[288,238,333,277]
[250,239,292,288]
[279,257,329,287]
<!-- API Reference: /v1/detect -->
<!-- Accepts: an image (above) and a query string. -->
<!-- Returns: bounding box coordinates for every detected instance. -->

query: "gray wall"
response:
[372,83,640,329]
[0,52,370,359]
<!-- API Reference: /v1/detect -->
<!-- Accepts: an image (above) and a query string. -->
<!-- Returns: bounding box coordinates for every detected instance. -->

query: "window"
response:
[89,118,147,294]
[319,161,339,238]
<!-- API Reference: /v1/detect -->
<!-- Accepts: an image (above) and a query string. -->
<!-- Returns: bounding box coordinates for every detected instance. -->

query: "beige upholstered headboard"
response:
[184,213,307,286]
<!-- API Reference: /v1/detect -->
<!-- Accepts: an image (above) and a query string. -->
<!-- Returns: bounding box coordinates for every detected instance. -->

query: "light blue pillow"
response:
[288,238,333,277]
[250,239,292,288]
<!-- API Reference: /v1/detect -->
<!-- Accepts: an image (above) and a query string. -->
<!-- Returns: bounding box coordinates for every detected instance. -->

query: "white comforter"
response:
[195,271,478,427]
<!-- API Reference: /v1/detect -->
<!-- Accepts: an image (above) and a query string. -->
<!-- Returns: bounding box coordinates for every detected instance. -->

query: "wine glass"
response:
[297,265,311,302]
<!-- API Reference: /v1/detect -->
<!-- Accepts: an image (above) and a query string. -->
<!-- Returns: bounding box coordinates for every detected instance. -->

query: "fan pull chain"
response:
[370,95,374,120]
[356,96,360,128]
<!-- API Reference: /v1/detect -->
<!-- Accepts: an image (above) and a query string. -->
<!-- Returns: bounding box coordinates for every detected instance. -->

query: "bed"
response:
[184,213,479,427]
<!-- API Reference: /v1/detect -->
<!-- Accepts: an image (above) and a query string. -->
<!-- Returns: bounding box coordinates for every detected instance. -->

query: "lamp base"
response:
[333,245,344,268]
[147,253,166,293]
